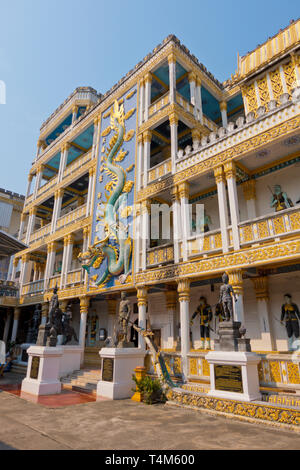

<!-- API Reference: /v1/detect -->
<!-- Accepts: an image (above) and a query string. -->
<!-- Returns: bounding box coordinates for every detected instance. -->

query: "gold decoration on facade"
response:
[257,76,270,110]
[283,61,297,96]
[124,108,136,120]
[124,129,135,142]
[270,68,284,103]
[242,83,258,114]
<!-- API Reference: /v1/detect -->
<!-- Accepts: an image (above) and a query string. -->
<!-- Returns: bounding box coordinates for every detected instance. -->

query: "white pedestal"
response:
[21,346,63,396]
[97,348,146,400]
[206,351,261,402]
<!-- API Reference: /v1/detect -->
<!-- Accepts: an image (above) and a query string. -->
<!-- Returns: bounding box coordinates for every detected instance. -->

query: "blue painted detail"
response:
[201,87,221,123]
[227,93,244,119]
[45,113,73,146]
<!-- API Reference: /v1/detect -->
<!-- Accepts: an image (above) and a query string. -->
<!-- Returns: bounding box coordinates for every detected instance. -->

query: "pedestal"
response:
[97,348,146,400]
[206,350,261,402]
[21,345,63,396]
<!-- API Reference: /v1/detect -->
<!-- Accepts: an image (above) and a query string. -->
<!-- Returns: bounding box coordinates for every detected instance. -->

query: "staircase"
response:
[10,362,27,375]
[61,368,101,396]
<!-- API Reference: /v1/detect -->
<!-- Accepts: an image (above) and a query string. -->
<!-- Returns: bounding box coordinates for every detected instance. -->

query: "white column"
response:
[32,262,39,282]
[25,208,37,244]
[60,236,68,289]
[138,79,145,126]
[168,53,176,104]
[178,279,190,381]
[3,309,12,343]
[214,166,229,253]
[63,235,74,286]
[171,187,181,263]
[86,167,95,217]
[19,254,30,291]
[137,286,148,350]
[11,308,21,342]
[58,143,70,182]
[169,112,178,173]
[144,73,152,122]
[51,189,64,233]
[33,165,44,198]
[188,72,196,106]
[71,105,78,124]
[141,200,150,271]
[18,213,26,240]
[242,179,257,220]
[79,297,89,361]
[44,242,57,291]
[137,134,143,192]
[252,277,274,351]
[224,161,240,251]
[26,174,33,198]
[134,205,142,273]
[92,114,101,160]
[165,289,177,349]
[179,182,190,262]
[10,258,19,282]
[195,77,203,123]
[219,101,228,128]
[143,130,152,188]
[229,270,245,324]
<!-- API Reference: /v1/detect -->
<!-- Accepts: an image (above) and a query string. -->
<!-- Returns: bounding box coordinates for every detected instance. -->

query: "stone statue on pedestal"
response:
[117,292,134,348]
[219,273,237,321]
[36,286,63,347]
[280,294,300,351]
[62,304,78,345]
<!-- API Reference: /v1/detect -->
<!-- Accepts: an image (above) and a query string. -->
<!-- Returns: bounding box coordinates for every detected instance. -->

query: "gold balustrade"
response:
[30,222,51,244]
[148,92,170,118]
[56,203,87,230]
[175,92,194,115]
[239,207,300,245]
[146,243,174,267]
[66,269,82,285]
[148,158,172,183]
[22,279,44,296]
[64,150,92,178]
[187,230,222,258]
[49,274,61,289]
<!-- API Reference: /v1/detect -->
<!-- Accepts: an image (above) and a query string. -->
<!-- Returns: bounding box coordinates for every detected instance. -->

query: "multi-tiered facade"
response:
[10,20,300,390]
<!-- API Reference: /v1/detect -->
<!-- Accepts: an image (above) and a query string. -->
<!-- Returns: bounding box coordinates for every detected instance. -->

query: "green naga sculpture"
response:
[78,100,134,288]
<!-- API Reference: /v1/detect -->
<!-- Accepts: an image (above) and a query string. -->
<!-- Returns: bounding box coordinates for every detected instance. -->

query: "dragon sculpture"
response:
[78,99,134,288]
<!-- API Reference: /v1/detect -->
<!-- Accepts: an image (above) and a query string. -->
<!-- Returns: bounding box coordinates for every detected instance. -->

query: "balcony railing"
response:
[239,206,300,246]
[148,92,170,119]
[30,222,51,244]
[148,158,172,183]
[22,279,44,296]
[65,268,83,286]
[186,229,223,258]
[56,203,87,230]
[49,274,61,290]
[175,92,194,115]
[64,150,92,179]
[146,243,174,267]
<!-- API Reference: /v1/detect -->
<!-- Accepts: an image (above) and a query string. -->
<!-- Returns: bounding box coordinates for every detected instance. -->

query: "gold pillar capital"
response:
[29,206,37,216]
[219,101,227,112]
[224,161,236,179]
[177,278,190,302]
[228,269,243,295]
[168,52,177,65]
[137,133,143,145]
[143,130,152,143]
[188,71,196,83]
[251,276,269,301]
[169,111,178,126]
[214,165,225,184]
[137,286,148,307]
[144,72,152,84]
[80,296,90,313]
[13,257,19,267]
[242,179,256,201]
[178,181,189,199]
[21,212,27,222]
[54,188,64,199]
[47,241,57,253]
[196,76,202,87]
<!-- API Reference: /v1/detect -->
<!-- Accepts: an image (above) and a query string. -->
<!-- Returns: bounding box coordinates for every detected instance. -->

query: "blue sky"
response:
[0,0,299,194]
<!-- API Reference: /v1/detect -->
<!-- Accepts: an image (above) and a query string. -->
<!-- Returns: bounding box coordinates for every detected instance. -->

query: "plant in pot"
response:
[132,374,166,405]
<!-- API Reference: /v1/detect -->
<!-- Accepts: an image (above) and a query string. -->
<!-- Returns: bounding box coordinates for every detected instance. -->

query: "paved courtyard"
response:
[0,385,300,450]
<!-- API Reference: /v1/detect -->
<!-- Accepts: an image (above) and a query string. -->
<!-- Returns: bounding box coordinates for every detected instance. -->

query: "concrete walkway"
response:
[0,389,300,450]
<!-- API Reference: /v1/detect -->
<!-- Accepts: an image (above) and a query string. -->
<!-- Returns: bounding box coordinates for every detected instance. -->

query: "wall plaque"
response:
[102,358,114,382]
[30,356,40,380]
[214,364,243,393]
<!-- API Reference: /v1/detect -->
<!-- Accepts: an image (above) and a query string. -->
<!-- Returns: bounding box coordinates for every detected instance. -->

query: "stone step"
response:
[60,367,101,395]
[11,363,27,375]
[71,385,97,396]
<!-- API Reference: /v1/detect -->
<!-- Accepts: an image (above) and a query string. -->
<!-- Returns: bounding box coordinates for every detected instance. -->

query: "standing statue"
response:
[280,294,300,351]
[62,304,78,345]
[270,184,293,212]
[48,285,59,324]
[219,273,237,321]
[117,291,133,347]
[190,296,212,350]
[26,304,41,344]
